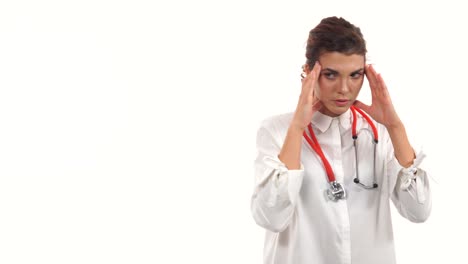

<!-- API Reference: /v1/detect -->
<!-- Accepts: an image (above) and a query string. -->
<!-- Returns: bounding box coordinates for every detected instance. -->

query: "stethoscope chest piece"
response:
[326,181,347,201]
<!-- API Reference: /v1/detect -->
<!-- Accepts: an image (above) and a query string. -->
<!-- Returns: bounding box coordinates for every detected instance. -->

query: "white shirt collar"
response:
[311,109,352,133]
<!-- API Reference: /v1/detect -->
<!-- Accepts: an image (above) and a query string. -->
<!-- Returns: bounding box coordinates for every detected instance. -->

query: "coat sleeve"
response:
[386,135,432,223]
[250,122,304,233]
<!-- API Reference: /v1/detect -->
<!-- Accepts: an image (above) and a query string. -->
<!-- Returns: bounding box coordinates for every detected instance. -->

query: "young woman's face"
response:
[315,52,365,117]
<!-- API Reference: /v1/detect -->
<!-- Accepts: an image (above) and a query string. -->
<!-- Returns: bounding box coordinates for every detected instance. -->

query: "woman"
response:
[251,16,431,264]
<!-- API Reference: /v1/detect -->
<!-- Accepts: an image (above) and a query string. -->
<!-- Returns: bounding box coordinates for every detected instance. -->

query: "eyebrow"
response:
[321,68,364,75]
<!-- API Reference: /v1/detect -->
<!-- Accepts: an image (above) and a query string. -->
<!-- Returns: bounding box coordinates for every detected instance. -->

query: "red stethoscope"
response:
[303,105,379,201]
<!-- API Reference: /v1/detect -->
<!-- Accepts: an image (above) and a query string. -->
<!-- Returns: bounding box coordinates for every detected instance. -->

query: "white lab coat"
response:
[251,109,431,264]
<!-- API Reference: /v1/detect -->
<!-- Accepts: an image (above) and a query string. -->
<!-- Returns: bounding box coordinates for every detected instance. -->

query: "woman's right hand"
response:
[291,62,322,131]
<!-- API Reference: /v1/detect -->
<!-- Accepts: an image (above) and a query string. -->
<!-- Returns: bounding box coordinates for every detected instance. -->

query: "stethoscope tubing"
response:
[353,133,379,189]
[303,106,379,197]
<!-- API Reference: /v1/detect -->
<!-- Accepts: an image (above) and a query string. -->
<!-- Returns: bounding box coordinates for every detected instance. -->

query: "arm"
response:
[251,125,304,232]
[279,62,322,169]
[355,65,431,222]
[251,62,322,232]
[387,121,432,222]
[388,145,432,222]
[386,121,414,168]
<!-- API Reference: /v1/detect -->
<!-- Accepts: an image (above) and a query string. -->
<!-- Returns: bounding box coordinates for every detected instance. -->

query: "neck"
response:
[319,107,347,117]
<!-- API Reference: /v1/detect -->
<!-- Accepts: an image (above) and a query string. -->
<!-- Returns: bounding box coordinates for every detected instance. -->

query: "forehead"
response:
[319,52,365,72]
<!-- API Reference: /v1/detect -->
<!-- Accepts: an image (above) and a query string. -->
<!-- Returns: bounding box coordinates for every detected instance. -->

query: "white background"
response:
[0,0,465,263]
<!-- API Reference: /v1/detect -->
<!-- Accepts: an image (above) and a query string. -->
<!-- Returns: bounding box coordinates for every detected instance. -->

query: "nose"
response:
[338,79,350,94]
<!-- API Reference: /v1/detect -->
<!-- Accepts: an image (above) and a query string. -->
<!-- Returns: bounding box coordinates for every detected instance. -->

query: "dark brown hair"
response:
[305,17,367,70]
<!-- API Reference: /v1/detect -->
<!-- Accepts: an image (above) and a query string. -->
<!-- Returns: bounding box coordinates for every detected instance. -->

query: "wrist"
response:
[385,120,404,132]
[288,123,306,134]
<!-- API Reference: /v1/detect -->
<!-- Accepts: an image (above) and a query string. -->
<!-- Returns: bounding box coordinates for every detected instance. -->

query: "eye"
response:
[322,72,336,80]
[350,72,364,79]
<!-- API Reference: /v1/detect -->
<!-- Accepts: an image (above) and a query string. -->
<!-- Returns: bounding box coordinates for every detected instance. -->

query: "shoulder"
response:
[258,112,294,133]
[256,112,294,147]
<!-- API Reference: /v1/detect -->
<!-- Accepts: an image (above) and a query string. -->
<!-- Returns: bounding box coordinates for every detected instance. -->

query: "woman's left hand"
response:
[353,64,402,128]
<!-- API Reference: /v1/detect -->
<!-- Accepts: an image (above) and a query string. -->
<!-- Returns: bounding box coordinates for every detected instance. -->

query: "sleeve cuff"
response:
[399,149,427,190]
[396,149,429,204]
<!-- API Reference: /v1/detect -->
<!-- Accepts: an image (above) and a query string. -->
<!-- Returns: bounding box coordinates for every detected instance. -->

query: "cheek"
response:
[315,87,323,100]
[350,80,364,95]
[316,79,332,100]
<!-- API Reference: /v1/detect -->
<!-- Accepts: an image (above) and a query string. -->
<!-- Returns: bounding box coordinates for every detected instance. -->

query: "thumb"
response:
[353,100,371,113]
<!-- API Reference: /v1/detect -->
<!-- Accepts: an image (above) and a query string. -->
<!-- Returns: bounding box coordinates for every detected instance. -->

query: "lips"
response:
[334,99,349,107]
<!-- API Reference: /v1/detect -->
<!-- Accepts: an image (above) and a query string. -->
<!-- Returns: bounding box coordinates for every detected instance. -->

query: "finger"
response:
[307,62,320,84]
[300,69,314,98]
[302,62,320,81]
[353,100,371,113]
[311,62,321,97]
[364,65,377,98]
[376,73,390,98]
[370,65,388,95]
[312,82,320,105]
[312,61,321,73]
[305,70,316,99]
[365,64,380,97]
[367,64,380,86]
[306,62,321,99]
[314,62,322,82]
